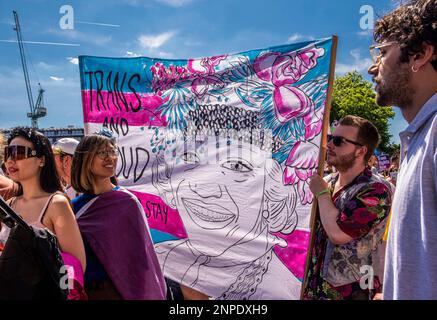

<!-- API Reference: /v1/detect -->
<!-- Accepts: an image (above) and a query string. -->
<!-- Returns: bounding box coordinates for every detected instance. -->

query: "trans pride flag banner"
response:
[79,37,335,299]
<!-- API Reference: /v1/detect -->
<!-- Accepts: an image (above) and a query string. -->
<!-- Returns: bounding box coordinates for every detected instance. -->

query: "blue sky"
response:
[0,0,406,143]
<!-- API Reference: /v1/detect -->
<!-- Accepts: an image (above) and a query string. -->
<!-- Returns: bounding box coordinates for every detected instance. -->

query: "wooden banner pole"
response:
[300,35,338,300]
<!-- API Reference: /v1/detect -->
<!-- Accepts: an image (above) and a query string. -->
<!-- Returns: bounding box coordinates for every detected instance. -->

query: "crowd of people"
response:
[0,0,436,300]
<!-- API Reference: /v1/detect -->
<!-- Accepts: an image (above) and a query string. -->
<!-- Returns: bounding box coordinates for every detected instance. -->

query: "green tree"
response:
[331,71,395,153]
[385,142,400,157]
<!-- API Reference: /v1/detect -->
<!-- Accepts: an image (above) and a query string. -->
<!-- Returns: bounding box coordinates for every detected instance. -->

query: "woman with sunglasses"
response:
[70,131,166,300]
[0,127,86,299]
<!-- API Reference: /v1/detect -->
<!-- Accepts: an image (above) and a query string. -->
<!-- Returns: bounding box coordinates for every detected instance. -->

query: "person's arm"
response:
[44,194,86,271]
[316,192,353,245]
[309,174,353,244]
[0,175,19,201]
[180,284,210,300]
[310,174,392,244]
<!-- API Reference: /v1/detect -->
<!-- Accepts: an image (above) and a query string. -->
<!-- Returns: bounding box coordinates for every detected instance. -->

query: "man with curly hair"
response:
[368,0,437,299]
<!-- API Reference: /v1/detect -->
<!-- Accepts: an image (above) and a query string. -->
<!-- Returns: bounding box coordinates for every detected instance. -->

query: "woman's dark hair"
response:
[71,134,118,194]
[7,127,63,195]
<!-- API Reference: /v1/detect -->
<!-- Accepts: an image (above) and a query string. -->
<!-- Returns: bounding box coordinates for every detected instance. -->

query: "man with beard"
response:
[304,115,393,300]
[367,0,437,300]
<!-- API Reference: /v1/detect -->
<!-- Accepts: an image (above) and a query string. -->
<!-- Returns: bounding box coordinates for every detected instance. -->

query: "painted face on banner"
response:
[168,135,270,256]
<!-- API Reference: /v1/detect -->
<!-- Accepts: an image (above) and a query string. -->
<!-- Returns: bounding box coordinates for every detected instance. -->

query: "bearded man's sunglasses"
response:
[327,135,363,147]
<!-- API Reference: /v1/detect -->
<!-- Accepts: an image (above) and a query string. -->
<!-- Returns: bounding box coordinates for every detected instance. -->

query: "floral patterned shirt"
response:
[303,168,393,300]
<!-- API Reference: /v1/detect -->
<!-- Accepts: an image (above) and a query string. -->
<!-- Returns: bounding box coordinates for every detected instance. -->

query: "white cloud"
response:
[336,49,373,75]
[125,51,141,57]
[138,31,176,49]
[287,33,315,43]
[36,62,57,71]
[67,57,79,65]
[124,42,175,59]
[287,33,303,42]
[49,76,64,81]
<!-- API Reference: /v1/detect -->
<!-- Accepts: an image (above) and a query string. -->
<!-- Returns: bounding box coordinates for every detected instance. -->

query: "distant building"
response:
[1,125,84,144]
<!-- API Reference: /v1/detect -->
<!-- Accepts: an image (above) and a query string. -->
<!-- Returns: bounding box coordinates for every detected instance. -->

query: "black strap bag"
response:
[0,196,68,300]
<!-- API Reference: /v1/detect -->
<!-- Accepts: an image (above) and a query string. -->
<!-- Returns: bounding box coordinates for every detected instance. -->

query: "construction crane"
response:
[13,10,46,129]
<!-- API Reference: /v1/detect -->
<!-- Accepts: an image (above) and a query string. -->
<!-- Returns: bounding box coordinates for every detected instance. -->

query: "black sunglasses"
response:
[4,145,38,161]
[327,135,363,147]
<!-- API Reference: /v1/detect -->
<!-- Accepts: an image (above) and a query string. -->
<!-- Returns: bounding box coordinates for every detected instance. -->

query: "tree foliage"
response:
[330,71,395,153]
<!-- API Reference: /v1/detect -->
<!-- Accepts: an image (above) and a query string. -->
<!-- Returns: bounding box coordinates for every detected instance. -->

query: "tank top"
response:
[0,192,62,249]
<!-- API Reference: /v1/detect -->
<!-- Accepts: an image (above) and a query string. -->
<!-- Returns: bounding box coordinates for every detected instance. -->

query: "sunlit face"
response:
[4,137,44,183]
[169,136,270,256]
[326,125,363,172]
[53,153,73,181]
[90,143,118,180]
[53,154,63,178]
[368,42,413,108]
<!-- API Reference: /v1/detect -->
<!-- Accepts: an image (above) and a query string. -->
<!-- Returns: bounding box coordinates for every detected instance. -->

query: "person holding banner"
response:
[368,0,437,300]
[71,131,167,300]
[304,116,393,300]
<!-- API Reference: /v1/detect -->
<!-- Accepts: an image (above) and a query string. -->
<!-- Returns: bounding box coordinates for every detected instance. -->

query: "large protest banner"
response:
[79,37,336,299]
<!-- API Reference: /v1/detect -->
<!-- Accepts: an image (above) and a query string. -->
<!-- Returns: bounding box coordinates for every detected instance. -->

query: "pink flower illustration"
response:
[273,84,314,123]
[187,55,227,75]
[303,101,324,140]
[254,47,325,124]
[271,49,324,86]
[283,141,319,205]
[253,52,281,82]
[187,55,227,98]
[151,62,191,92]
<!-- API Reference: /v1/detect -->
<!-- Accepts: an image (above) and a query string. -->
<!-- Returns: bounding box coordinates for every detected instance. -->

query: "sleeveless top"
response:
[0,192,63,249]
